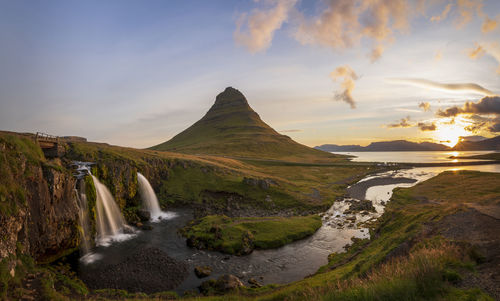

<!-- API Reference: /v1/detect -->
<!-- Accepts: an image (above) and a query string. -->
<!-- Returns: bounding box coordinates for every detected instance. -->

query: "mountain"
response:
[452,135,500,151]
[314,144,365,152]
[151,87,340,161]
[315,140,451,152]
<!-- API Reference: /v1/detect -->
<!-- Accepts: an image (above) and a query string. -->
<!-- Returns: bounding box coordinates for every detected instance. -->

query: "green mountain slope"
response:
[151,87,341,161]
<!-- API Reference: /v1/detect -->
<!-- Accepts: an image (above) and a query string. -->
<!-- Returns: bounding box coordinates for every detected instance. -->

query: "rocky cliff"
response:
[0,133,80,277]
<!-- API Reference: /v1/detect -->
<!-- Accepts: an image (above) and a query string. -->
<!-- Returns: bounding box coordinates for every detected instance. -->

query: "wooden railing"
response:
[35,132,59,143]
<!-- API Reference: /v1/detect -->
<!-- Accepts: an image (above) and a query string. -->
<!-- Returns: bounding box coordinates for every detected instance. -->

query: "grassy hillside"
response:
[177,170,498,300]
[66,137,374,216]
[9,170,496,300]
[150,87,343,162]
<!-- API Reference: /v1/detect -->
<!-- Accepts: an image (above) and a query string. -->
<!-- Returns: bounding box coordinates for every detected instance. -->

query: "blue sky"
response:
[1,0,499,148]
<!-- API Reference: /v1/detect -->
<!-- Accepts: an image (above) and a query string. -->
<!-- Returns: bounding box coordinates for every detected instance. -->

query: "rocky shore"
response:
[80,247,188,293]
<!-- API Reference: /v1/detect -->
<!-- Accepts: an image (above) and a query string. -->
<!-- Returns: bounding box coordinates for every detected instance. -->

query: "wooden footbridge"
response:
[35,132,64,158]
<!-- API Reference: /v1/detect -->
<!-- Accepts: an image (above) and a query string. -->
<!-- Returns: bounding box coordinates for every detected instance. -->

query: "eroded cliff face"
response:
[0,133,79,269]
[27,165,79,262]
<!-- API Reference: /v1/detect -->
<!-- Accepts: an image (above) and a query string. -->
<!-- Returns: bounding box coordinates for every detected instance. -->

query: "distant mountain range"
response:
[151,87,340,161]
[453,135,500,151]
[315,136,500,152]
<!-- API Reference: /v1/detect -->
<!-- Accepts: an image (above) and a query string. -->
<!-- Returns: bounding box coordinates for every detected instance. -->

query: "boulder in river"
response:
[248,278,262,288]
[348,199,376,213]
[199,274,244,295]
[194,266,212,278]
[216,274,244,291]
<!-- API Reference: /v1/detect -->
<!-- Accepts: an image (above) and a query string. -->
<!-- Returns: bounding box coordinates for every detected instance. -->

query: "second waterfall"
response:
[137,172,175,221]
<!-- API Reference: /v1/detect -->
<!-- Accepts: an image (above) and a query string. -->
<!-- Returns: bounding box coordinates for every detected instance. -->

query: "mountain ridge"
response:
[316,136,500,152]
[315,140,451,152]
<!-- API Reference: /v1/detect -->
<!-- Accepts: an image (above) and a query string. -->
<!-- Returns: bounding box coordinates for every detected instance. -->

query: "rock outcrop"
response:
[0,133,80,268]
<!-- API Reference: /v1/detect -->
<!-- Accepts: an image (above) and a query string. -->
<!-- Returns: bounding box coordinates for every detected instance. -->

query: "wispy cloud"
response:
[467,44,485,59]
[280,129,303,133]
[234,0,297,53]
[387,78,495,96]
[430,3,453,22]
[480,42,500,74]
[330,65,358,109]
[386,116,412,128]
[417,122,437,131]
[419,102,431,112]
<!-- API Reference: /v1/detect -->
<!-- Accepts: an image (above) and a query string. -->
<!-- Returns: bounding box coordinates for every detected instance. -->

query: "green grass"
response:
[47,168,490,301]
[179,170,499,300]
[182,215,322,255]
[0,132,45,216]
[64,139,375,215]
[398,170,500,205]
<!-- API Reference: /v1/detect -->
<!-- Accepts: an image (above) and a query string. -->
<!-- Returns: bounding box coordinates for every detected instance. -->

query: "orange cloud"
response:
[430,3,453,22]
[467,44,485,59]
[330,65,359,109]
[234,0,297,53]
[481,16,498,33]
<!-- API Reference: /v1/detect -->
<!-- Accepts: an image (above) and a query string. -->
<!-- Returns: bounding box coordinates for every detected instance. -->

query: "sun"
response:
[434,122,469,147]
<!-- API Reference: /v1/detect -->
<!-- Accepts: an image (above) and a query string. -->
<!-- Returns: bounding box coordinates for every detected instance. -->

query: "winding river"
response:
[79,162,500,293]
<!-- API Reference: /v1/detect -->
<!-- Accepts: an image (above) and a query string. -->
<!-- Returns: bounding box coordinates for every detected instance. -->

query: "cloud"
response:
[482,16,498,33]
[369,44,384,63]
[330,65,358,109]
[436,96,500,117]
[467,44,485,59]
[293,0,414,61]
[387,78,495,96]
[419,102,431,111]
[490,118,500,132]
[455,0,483,28]
[387,116,412,128]
[417,122,437,131]
[234,0,297,53]
[480,42,500,74]
[430,3,453,22]
[280,129,303,133]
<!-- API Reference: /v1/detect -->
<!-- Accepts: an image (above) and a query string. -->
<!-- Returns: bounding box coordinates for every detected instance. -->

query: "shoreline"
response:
[397,160,499,167]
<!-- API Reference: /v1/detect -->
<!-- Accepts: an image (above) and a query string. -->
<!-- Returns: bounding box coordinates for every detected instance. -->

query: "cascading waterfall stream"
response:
[75,180,91,255]
[91,175,132,245]
[73,162,94,256]
[137,172,176,221]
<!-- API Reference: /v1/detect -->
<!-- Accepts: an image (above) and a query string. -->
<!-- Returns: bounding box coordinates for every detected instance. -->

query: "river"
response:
[79,156,500,293]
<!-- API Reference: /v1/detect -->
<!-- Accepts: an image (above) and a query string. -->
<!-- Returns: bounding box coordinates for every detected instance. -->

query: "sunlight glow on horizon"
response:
[433,118,471,147]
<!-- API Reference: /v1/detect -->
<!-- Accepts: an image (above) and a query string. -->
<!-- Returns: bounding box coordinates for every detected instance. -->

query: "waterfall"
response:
[75,179,91,254]
[137,172,176,221]
[91,175,132,245]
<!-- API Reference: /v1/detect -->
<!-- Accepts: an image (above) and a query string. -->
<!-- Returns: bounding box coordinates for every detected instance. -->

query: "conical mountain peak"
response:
[151,87,335,160]
[211,87,250,111]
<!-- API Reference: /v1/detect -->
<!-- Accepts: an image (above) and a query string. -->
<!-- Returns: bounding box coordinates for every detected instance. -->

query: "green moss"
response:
[182,215,322,255]
[0,132,47,216]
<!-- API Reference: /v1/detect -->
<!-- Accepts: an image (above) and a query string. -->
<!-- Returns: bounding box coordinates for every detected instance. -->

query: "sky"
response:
[0,0,499,148]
